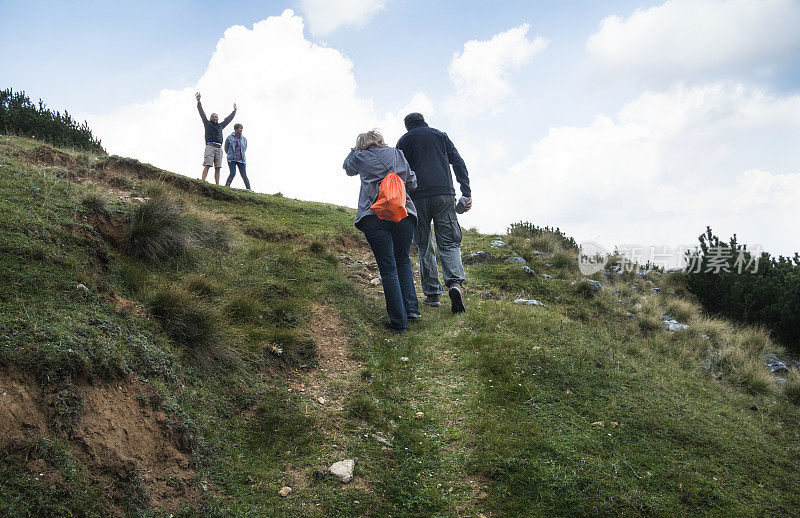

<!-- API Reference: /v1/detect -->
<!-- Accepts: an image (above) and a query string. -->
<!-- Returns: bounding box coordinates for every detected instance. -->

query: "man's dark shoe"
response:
[448,283,466,314]
[423,294,441,307]
[384,321,405,334]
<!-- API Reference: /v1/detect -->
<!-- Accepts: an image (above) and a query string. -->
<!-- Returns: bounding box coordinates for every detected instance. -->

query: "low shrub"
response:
[785,369,800,405]
[124,194,231,263]
[145,285,220,349]
[79,191,108,214]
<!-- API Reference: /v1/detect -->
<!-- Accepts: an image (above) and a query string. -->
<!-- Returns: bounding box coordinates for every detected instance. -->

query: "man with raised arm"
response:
[396,112,472,314]
[196,92,236,185]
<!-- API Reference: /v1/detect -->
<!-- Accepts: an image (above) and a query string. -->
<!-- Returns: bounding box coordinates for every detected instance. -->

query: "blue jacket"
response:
[396,120,471,200]
[224,133,247,164]
[343,146,417,224]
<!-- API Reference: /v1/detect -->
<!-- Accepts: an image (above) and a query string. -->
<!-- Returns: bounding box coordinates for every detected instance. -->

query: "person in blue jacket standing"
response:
[224,123,250,190]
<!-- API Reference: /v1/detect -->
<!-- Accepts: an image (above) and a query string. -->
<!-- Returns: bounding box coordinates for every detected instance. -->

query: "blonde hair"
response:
[355,129,387,151]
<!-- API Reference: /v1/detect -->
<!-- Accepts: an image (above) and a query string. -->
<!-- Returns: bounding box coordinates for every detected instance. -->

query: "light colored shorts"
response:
[203,144,223,168]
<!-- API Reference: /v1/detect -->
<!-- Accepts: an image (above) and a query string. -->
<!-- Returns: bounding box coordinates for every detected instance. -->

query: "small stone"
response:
[373,433,393,447]
[766,354,788,374]
[662,316,689,332]
[76,283,89,293]
[317,397,326,405]
[522,266,536,274]
[542,274,553,279]
[532,251,544,256]
[490,240,506,248]
[278,486,292,497]
[414,411,424,419]
[370,278,381,285]
[400,357,410,362]
[701,334,710,340]
[626,312,636,319]
[591,421,605,428]
[514,298,545,307]
[329,459,356,483]
[507,256,527,264]
[651,287,662,294]
[313,470,327,480]
[464,251,495,264]
[610,422,619,428]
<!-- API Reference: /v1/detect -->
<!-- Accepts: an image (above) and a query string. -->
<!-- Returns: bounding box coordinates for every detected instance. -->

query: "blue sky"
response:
[2,0,799,257]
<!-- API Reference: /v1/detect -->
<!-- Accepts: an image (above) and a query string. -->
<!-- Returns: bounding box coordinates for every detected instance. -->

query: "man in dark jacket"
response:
[397,113,472,313]
[196,92,236,185]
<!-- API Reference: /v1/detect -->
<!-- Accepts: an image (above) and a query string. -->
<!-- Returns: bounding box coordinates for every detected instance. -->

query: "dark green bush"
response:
[507,221,578,250]
[125,196,191,262]
[685,227,800,352]
[0,87,104,153]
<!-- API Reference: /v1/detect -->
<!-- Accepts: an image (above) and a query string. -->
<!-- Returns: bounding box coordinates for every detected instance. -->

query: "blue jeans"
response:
[356,215,420,331]
[226,161,250,190]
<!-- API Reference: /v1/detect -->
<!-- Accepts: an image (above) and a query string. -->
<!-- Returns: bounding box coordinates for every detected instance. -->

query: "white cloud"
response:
[86,10,419,208]
[299,0,387,36]
[465,83,800,257]
[445,24,548,118]
[586,0,800,83]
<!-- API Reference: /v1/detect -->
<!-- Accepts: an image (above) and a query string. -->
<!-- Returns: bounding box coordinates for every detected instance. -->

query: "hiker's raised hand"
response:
[464,197,472,212]
[195,92,201,101]
[233,103,237,111]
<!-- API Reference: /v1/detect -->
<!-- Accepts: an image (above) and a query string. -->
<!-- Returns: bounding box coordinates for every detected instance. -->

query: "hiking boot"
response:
[423,294,441,307]
[448,283,466,314]
[384,321,405,334]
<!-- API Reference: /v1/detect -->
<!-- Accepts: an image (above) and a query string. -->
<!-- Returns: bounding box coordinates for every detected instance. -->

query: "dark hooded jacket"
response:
[198,101,235,145]
[396,119,471,200]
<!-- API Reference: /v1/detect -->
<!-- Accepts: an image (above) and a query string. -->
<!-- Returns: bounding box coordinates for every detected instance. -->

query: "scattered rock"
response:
[465,251,495,264]
[701,334,710,340]
[610,422,619,428]
[507,256,527,264]
[532,251,544,256]
[313,470,328,480]
[651,287,662,294]
[625,312,636,319]
[542,274,553,279]
[329,459,356,483]
[370,278,381,286]
[76,283,89,293]
[522,266,536,274]
[514,299,546,307]
[766,354,789,374]
[317,397,326,405]
[278,486,292,497]
[400,357,410,362]
[662,315,689,332]
[490,240,506,248]
[372,433,393,447]
[775,378,787,388]
[591,421,605,428]
[414,411,425,419]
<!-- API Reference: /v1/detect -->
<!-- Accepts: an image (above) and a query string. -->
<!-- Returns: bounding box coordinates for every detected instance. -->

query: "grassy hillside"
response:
[1,134,799,517]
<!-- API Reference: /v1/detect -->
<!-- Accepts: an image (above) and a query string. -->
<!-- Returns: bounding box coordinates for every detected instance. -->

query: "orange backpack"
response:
[370,153,408,222]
